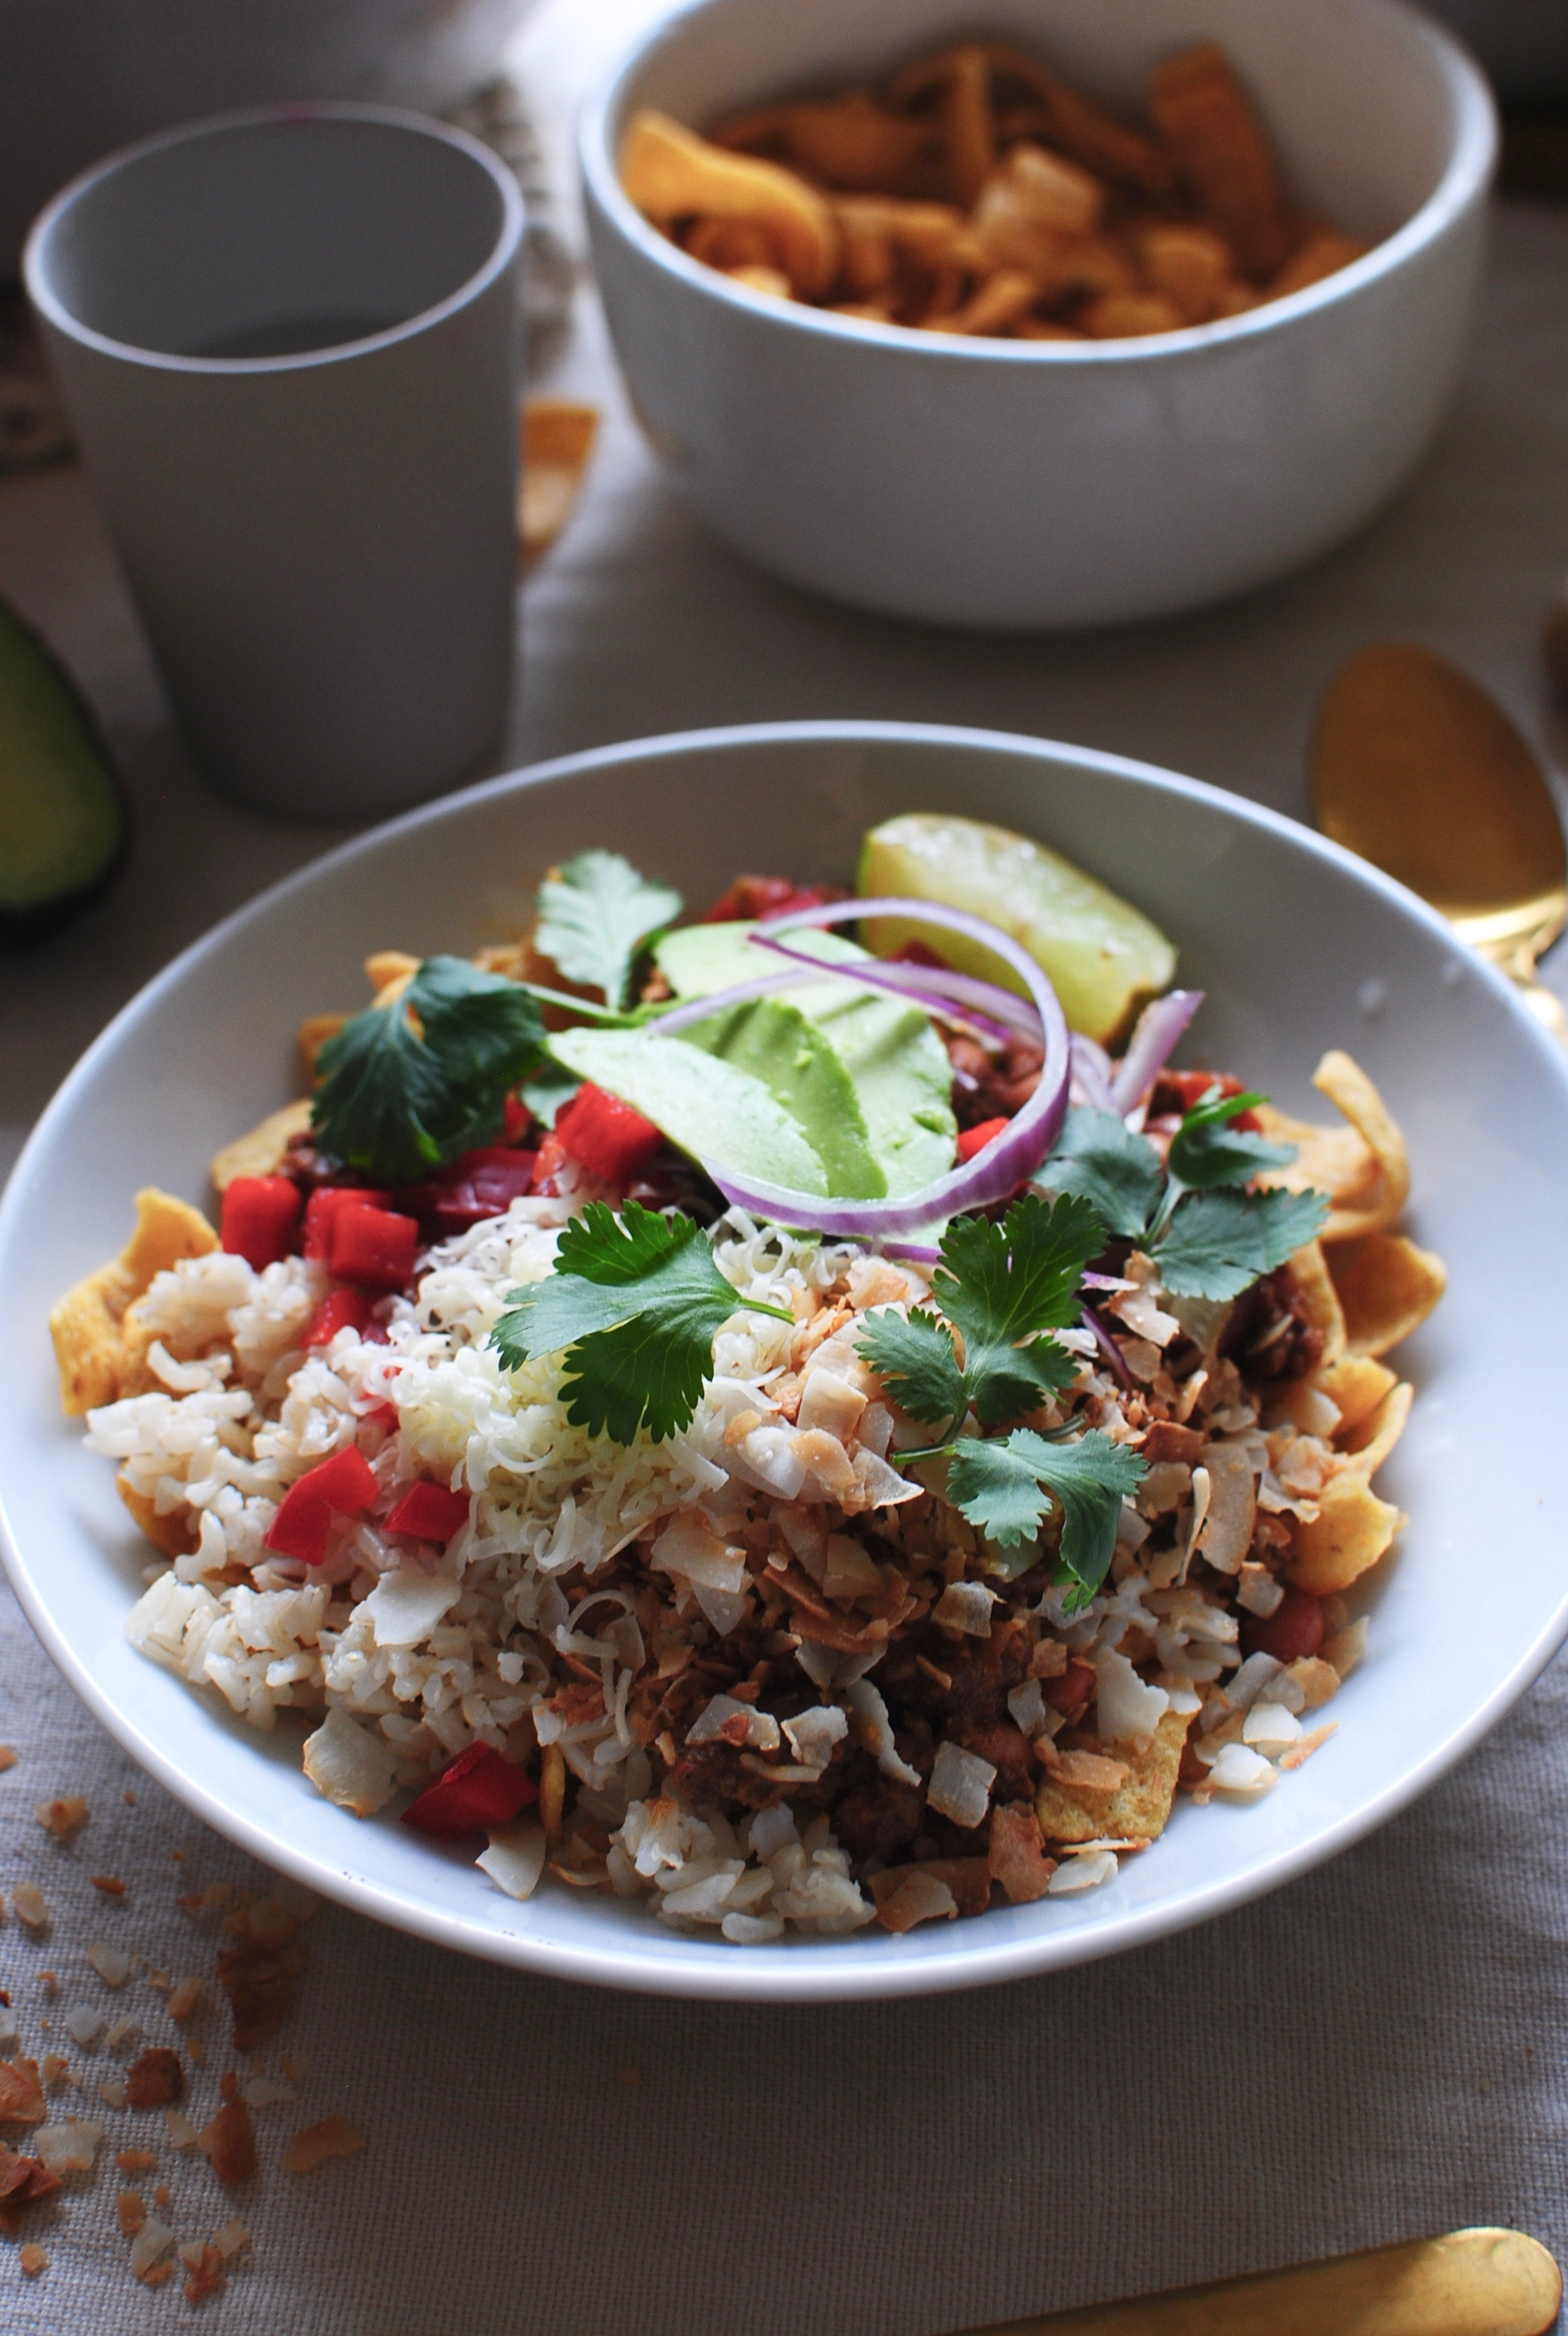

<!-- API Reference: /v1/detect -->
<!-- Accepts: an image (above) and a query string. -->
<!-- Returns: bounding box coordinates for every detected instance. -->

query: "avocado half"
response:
[0,593,128,946]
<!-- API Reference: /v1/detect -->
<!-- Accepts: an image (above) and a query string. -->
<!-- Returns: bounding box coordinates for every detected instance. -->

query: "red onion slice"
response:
[700,896,1070,1237]
[1070,1034,1116,1112]
[648,967,811,1037]
[1111,989,1204,1116]
[746,931,1021,1048]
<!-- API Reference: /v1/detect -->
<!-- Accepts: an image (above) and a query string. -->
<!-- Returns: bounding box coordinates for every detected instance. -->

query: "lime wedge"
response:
[857,813,1175,1044]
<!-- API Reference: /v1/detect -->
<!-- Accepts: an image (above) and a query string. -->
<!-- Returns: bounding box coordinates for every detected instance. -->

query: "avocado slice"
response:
[0,594,127,945]
[857,812,1176,1046]
[547,1025,830,1195]
[675,995,886,1198]
[654,922,956,1195]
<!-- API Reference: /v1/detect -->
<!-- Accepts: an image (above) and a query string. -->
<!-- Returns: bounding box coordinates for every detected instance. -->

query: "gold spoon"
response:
[954,2227,1560,2336]
[1311,640,1568,1043]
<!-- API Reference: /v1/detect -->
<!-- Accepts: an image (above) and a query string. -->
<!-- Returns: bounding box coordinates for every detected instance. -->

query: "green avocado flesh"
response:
[0,594,127,942]
[857,812,1177,1047]
[548,1025,831,1195]
[654,923,956,1196]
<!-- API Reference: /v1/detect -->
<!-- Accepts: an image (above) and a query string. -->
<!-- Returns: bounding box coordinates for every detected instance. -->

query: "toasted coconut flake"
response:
[65,2009,104,2049]
[164,2109,198,2150]
[85,1944,131,1988]
[0,1748,15,1771]
[183,2242,227,2303]
[1321,1617,1370,1678]
[131,2216,177,2279]
[14,1885,48,1933]
[1281,1721,1340,1770]
[97,2077,128,2109]
[1095,1645,1170,1746]
[91,1875,127,1897]
[301,1708,399,1819]
[34,2117,103,2174]
[126,2048,184,2109]
[104,2016,137,2053]
[927,1739,997,1829]
[0,2059,47,2125]
[1243,1702,1301,1754]
[18,2242,47,2276]
[1207,1741,1278,1798]
[116,2148,158,2174]
[168,1978,205,2024]
[198,2074,256,2186]
[1047,1849,1118,1894]
[283,2113,364,2175]
[932,1579,999,1637]
[874,1871,959,1933]
[35,1797,89,1839]
[213,2217,248,2259]
[40,2056,70,2092]
[239,2075,294,2109]
[988,1802,1057,1904]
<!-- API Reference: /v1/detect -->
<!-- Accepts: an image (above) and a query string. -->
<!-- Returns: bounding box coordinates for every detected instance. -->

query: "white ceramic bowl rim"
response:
[578,0,1497,361]
[23,101,526,377]
[5,717,1568,2003]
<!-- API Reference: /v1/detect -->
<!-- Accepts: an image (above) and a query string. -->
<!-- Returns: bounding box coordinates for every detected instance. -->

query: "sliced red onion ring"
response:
[746,930,1049,1049]
[1111,989,1204,1116]
[1081,1303,1135,1392]
[1070,1034,1116,1112]
[647,967,810,1037]
[700,896,1070,1237]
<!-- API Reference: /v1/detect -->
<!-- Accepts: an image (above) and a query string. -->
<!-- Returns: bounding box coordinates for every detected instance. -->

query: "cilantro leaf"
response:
[854,1193,1096,1435]
[534,851,682,1012]
[1034,1108,1164,1239]
[855,1308,968,1432]
[1166,1089,1297,1191]
[932,1192,1102,1427]
[948,1427,1145,1602]
[311,957,547,1183]
[1153,1185,1330,1301]
[490,1200,789,1442]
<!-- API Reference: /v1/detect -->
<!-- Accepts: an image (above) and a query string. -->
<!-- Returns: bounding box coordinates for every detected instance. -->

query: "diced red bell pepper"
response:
[887,937,950,969]
[384,1479,471,1544]
[398,1150,539,1236]
[553,1083,663,1185]
[529,1132,567,1195]
[302,1185,392,1259]
[219,1176,302,1271]
[700,875,845,924]
[359,1401,400,1438]
[303,1288,375,1348]
[1150,1070,1261,1133]
[399,1742,538,1838]
[262,1444,380,1565]
[957,1116,1011,1162]
[328,1202,419,1291]
[503,1094,535,1143]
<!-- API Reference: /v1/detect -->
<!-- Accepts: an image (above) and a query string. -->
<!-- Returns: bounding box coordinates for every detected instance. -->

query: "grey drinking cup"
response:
[24,104,524,820]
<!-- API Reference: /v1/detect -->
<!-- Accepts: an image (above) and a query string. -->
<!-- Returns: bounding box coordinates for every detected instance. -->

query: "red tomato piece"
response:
[219,1176,302,1272]
[302,1185,392,1260]
[302,1288,375,1349]
[503,1094,535,1143]
[399,1743,538,1838]
[1151,1069,1261,1133]
[1243,1586,1324,1664]
[1045,1657,1097,1724]
[384,1479,471,1544]
[700,874,844,924]
[529,1132,568,1195]
[328,1203,419,1291]
[262,1445,379,1565]
[956,1116,1011,1162]
[553,1083,663,1185]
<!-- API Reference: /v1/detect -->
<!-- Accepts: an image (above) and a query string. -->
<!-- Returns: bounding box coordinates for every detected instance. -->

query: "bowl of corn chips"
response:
[582,0,1495,629]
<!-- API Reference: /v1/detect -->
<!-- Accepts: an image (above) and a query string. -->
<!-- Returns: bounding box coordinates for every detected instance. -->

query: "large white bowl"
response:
[580,0,1496,629]
[3,722,1566,2002]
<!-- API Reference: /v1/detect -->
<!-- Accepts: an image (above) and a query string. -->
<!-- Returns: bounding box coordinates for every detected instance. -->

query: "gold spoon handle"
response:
[954,2230,1561,2336]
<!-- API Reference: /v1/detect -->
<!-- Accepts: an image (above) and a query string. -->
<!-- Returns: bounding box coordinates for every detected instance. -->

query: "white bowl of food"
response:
[579,0,1495,629]
[3,720,1566,2003]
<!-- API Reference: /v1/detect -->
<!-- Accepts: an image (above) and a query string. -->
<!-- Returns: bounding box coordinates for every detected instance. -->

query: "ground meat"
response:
[945,1033,1046,1128]
[666,1740,792,1812]
[1221,1265,1324,1383]
[882,1618,1032,1732]
[956,1723,1034,1807]
[830,1747,928,1863]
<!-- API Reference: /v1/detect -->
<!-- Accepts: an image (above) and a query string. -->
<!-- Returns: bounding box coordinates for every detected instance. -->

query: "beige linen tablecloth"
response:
[3,5,1568,2327]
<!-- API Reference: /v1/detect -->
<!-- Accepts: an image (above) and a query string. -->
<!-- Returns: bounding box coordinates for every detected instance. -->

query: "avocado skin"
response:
[0,592,129,949]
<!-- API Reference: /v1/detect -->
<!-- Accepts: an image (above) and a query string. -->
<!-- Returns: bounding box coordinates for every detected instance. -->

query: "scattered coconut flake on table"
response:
[14,1884,48,1931]
[85,1944,132,1988]
[34,2116,102,2174]
[35,1796,89,1838]
[283,2113,365,2175]
[19,2241,47,2276]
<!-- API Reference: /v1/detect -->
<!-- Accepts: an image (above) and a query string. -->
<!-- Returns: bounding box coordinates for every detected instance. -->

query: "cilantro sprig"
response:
[1038,1087,1328,1302]
[311,957,548,1184]
[534,850,682,1012]
[856,1195,1144,1609]
[490,1201,791,1443]
[857,1193,1099,1437]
